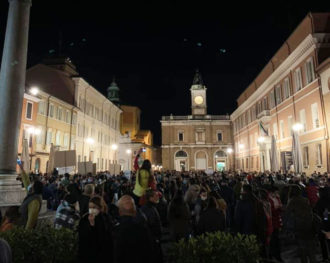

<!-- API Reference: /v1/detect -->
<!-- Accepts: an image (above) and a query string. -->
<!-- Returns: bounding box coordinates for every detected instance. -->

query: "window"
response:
[275,85,282,105]
[294,68,303,91]
[269,90,275,109]
[46,129,52,145]
[303,146,309,167]
[247,109,251,123]
[283,78,291,99]
[252,105,256,120]
[299,109,307,132]
[55,131,61,146]
[26,102,33,120]
[178,132,184,142]
[196,130,205,142]
[36,127,44,144]
[38,101,46,115]
[65,111,70,123]
[72,113,77,125]
[49,104,54,118]
[217,132,223,142]
[273,123,278,139]
[311,103,319,128]
[246,158,249,169]
[70,135,75,150]
[316,144,322,166]
[63,133,69,148]
[288,116,293,135]
[263,97,268,110]
[305,58,315,84]
[280,120,285,139]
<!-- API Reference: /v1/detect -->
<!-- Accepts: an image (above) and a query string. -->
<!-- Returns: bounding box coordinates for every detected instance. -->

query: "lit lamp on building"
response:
[292,123,303,132]
[238,144,244,149]
[257,136,266,144]
[111,144,118,164]
[126,149,132,170]
[29,86,39,96]
[226,148,233,154]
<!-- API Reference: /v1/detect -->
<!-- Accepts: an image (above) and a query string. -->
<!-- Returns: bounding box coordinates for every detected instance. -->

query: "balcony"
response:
[257,110,271,123]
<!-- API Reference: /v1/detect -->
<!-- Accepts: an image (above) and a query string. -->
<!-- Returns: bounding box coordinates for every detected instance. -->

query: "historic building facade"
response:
[231,13,330,174]
[161,71,234,171]
[25,58,122,173]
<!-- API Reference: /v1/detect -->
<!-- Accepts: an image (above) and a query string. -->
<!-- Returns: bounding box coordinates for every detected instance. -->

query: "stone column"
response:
[0,0,32,208]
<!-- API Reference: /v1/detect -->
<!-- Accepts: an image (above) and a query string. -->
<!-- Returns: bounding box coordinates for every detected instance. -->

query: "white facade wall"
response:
[73,78,122,172]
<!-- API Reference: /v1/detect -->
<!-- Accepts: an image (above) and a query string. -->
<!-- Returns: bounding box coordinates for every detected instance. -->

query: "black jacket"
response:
[78,213,113,263]
[113,216,153,263]
[197,207,226,235]
[78,194,90,217]
[140,202,162,241]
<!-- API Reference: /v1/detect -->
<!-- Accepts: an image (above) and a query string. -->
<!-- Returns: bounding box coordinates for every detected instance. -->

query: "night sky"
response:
[0,1,329,145]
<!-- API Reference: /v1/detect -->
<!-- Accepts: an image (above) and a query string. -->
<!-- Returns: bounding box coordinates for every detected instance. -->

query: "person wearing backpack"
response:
[285,185,317,263]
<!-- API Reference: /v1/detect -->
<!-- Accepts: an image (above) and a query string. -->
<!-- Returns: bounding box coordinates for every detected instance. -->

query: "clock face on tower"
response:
[194,95,204,105]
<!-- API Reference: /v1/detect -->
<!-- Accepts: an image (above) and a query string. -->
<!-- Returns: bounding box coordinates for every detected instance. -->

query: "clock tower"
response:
[191,69,207,115]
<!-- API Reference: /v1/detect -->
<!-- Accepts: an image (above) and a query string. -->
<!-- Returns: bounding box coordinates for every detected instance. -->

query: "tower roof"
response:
[192,69,204,85]
[108,76,119,91]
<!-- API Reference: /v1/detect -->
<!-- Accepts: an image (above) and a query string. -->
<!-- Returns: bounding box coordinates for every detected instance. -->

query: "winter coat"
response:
[168,200,191,241]
[285,196,315,240]
[78,213,113,263]
[268,192,282,230]
[113,216,153,263]
[196,207,225,235]
[140,202,162,241]
[235,195,256,235]
[306,185,319,207]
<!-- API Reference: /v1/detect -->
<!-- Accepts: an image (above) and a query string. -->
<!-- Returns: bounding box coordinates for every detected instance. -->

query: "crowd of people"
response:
[0,152,330,262]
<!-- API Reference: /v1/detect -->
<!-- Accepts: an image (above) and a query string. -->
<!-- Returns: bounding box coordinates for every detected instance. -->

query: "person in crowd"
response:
[314,187,330,262]
[168,190,191,241]
[78,196,113,263]
[0,238,12,263]
[0,206,20,232]
[235,184,267,243]
[258,189,273,260]
[196,196,225,235]
[285,185,318,263]
[267,185,283,262]
[194,187,208,225]
[132,157,153,206]
[140,189,163,262]
[306,178,319,207]
[78,184,94,217]
[20,178,43,229]
[113,195,153,263]
[54,193,80,230]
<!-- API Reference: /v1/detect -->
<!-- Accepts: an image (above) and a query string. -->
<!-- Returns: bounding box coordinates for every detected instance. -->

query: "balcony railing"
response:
[257,110,270,119]
[162,115,230,121]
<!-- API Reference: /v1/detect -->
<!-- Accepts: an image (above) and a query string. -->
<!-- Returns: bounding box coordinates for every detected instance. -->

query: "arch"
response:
[194,150,208,170]
[214,150,227,158]
[175,150,188,158]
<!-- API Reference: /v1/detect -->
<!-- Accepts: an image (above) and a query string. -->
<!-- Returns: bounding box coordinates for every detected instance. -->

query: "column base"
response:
[0,174,26,214]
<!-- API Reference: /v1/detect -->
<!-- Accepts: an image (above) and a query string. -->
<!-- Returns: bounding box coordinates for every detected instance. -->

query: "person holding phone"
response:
[17,161,43,229]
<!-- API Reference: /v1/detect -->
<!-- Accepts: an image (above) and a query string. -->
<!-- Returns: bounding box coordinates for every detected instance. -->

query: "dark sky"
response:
[0,1,329,145]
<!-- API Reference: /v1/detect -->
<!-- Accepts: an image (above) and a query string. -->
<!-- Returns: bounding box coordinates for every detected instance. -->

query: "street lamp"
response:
[292,123,303,132]
[27,127,41,135]
[239,143,244,149]
[227,148,233,154]
[29,86,39,96]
